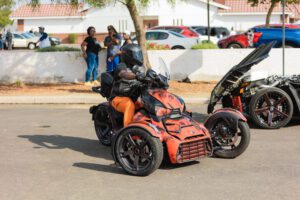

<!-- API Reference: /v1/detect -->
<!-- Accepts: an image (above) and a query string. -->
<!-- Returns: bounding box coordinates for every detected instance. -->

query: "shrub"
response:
[147,43,170,50]
[36,46,81,52]
[15,80,24,87]
[68,33,77,44]
[191,40,218,49]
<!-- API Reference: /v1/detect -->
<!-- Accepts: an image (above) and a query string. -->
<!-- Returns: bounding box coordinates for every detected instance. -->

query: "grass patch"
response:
[36,46,81,52]
[191,40,218,49]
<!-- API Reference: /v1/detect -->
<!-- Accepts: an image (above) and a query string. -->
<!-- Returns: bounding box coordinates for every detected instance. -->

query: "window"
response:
[146,32,169,40]
[13,34,23,39]
[168,28,183,34]
[169,31,185,38]
[195,28,207,36]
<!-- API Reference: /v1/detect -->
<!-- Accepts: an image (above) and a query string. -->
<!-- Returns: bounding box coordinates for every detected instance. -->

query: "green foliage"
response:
[68,33,77,44]
[191,40,218,50]
[36,46,81,52]
[0,0,14,28]
[15,79,23,87]
[248,0,299,6]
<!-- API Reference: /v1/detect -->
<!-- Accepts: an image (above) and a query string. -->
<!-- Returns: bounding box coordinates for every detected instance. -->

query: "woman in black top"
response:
[81,26,102,86]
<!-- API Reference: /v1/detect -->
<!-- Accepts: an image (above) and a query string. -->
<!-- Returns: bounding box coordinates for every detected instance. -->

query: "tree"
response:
[30,0,177,68]
[248,0,299,27]
[0,0,14,28]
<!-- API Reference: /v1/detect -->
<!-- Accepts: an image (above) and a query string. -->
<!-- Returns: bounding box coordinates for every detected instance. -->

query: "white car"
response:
[6,33,39,49]
[145,30,200,49]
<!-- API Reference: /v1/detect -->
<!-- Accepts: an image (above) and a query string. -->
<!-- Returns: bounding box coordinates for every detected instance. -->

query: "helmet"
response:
[121,44,143,68]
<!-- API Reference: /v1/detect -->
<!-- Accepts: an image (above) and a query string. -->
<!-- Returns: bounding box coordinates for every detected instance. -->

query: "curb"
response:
[0,95,209,104]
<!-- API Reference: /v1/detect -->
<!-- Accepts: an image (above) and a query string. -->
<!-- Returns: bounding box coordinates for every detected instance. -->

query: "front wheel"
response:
[28,43,36,50]
[249,88,293,129]
[114,128,163,176]
[211,121,250,158]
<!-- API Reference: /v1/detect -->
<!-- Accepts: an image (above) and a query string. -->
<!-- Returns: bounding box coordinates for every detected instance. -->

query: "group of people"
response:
[81,25,144,127]
[81,25,132,86]
[0,29,13,50]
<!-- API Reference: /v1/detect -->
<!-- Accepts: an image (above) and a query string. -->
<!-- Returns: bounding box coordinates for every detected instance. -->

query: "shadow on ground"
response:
[18,134,112,161]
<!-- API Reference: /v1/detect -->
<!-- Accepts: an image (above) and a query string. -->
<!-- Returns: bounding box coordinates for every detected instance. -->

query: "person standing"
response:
[0,33,3,50]
[108,30,132,62]
[37,26,51,49]
[6,30,12,50]
[104,25,121,72]
[81,26,102,86]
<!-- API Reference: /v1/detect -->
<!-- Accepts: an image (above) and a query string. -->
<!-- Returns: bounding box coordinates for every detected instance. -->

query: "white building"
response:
[10,0,300,43]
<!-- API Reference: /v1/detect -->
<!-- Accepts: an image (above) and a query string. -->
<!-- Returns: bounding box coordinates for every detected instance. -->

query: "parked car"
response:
[253,26,300,48]
[3,33,39,49]
[191,26,230,38]
[190,26,229,44]
[218,24,300,48]
[150,26,199,38]
[217,30,262,48]
[143,30,200,49]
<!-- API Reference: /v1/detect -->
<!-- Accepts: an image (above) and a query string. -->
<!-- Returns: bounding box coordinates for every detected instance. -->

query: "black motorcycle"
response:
[208,42,300,129]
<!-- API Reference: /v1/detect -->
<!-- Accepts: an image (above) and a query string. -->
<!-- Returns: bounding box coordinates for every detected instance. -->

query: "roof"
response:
[198,0,230,9]
[218,0,300,18]
[10,4,87,19]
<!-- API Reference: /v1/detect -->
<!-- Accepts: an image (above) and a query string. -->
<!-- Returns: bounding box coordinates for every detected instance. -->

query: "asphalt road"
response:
[0,104,299,200]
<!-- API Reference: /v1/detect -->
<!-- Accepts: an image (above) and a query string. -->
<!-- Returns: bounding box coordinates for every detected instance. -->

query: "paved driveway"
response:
[0,104,299,200]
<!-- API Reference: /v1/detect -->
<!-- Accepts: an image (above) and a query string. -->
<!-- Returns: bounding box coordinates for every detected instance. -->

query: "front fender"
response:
[204,108,247,133]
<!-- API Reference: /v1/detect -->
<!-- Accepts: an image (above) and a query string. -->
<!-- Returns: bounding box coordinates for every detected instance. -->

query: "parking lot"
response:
[0,104,299,200]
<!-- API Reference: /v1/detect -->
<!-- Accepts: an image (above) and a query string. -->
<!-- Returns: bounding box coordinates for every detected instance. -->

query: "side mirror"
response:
[146,69,157,79]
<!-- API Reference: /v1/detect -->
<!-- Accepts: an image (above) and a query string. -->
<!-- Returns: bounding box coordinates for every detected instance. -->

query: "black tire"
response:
[228,42,242,48]
[249,88,293,129]
[28,43,36,50]
[94,106,113,146]
[171,45,185,50]
[213,121,250,158]
[114,128,163,176]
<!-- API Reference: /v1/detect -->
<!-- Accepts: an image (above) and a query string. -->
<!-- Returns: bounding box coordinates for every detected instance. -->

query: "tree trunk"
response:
[126,0,151,68]
[266,1,277,27]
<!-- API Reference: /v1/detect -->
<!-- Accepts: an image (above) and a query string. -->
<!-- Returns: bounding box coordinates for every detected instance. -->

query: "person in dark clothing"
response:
[81,26,102,86]
[110,44,145,127]
[104,25,121,72]
[6,30,12,50]
[0,33,3,50]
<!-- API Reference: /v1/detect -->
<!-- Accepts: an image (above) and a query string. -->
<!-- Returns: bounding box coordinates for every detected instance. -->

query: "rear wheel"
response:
[94,106,113,146]
[211,121,250,158]
[228,43,242,48]
[171,45,185,50]
[249,88,293,129]
[115,128,163,176]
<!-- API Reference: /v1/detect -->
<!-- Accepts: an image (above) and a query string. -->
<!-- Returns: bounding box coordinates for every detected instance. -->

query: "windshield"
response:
[158,57,170,80]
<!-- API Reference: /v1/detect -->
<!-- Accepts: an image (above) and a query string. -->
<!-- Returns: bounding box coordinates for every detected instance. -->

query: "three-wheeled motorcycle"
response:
[90,60,250,176]
[208,42,300,129]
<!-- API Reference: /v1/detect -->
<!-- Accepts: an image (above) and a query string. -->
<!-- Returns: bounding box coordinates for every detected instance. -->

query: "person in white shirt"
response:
[37,26,51,49]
